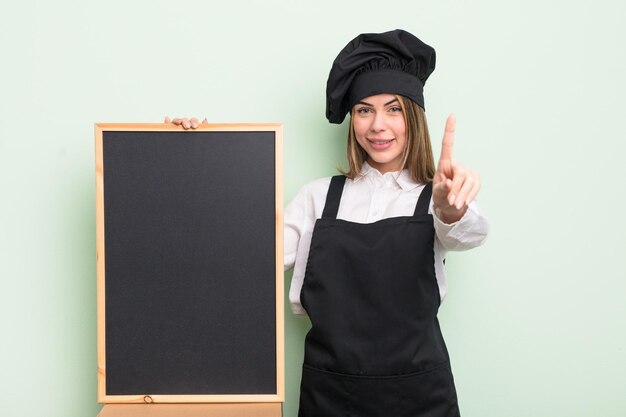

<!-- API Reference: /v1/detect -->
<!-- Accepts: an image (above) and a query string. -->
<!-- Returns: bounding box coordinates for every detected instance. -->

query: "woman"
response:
[171,29,488,417]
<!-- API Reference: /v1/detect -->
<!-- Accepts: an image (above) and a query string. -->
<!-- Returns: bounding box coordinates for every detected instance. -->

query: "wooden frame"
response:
[95,123,284,406]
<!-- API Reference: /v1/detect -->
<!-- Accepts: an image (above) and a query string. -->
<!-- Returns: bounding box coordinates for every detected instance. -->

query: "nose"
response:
[370,112,386,132]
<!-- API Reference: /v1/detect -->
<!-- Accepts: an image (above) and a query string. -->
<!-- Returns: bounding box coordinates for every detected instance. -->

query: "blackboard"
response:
[95,124,284,404]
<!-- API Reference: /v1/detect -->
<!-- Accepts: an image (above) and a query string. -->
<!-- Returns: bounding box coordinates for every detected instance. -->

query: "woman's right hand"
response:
[164,116,208,129]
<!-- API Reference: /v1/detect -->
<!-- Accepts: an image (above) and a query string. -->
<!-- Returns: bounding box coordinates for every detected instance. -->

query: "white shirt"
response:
[284,162,489,315]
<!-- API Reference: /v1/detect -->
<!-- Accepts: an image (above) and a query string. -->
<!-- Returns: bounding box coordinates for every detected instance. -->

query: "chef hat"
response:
[325,29,436,124]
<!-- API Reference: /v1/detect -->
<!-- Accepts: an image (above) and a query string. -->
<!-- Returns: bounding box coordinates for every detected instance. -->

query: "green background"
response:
[1,1,624,416]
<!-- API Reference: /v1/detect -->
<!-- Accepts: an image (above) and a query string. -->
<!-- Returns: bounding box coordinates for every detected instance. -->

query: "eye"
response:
[356,107,372,115]
[388,106,403,113]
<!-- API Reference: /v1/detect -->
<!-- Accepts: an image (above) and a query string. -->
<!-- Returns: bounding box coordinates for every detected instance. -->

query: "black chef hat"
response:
[326,29,436,124]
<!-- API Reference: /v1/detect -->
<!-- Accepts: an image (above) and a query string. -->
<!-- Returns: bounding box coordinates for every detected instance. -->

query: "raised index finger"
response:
[439,113,456,162]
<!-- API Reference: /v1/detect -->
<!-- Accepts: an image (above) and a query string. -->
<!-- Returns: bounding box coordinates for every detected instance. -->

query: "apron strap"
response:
[322,175,347,219]
[413,182,433,216]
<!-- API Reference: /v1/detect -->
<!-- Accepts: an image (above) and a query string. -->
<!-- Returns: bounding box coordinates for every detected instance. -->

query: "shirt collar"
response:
[355,162,421,191]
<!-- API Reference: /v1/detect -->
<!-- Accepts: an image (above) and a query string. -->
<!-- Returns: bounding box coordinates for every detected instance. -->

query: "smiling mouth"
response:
[367,138,395,145]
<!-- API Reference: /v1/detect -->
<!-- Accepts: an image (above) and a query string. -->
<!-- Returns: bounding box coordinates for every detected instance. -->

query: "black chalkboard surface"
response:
[95,124,283,404]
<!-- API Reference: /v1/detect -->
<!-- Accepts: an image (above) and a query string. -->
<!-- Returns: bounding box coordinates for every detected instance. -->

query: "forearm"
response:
[432,201,489,251]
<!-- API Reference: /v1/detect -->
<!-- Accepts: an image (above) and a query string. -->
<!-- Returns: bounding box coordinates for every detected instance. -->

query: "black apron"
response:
[298,175,460,417]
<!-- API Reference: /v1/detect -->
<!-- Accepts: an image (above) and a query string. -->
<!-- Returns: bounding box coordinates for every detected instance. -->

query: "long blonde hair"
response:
[342,95,435,184]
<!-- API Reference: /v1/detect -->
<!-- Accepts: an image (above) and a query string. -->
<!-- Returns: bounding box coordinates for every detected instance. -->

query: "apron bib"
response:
[298,175,460,417]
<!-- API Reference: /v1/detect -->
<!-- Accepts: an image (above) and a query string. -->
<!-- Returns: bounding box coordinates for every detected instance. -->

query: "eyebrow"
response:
[356,98,399,107]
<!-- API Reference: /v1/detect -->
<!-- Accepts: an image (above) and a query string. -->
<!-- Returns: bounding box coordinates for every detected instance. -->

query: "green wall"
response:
[1,1,624,416]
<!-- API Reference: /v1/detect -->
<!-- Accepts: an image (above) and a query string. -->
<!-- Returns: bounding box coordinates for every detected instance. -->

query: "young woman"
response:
[170,29,488,417]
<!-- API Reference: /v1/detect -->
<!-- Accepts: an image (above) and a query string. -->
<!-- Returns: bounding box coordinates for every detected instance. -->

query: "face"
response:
[352,94,407,174]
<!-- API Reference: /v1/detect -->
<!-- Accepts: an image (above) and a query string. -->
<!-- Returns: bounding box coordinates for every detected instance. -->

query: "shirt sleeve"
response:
[283,178,332,315]
[284,185,309,272]
[430,200,489,252]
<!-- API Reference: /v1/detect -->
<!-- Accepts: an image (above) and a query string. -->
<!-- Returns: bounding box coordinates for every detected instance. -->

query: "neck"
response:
[366,158,402,174]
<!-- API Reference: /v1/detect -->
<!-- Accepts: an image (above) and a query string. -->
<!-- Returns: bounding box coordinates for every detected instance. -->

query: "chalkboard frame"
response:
[95,123,284,404]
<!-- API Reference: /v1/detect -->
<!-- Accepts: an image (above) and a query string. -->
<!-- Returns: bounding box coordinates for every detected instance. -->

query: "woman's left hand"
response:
[164,116,208,129]
[432,114,481,224]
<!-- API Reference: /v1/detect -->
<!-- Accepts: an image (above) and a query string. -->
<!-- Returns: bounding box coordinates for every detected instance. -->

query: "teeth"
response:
[371,140,391,145]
